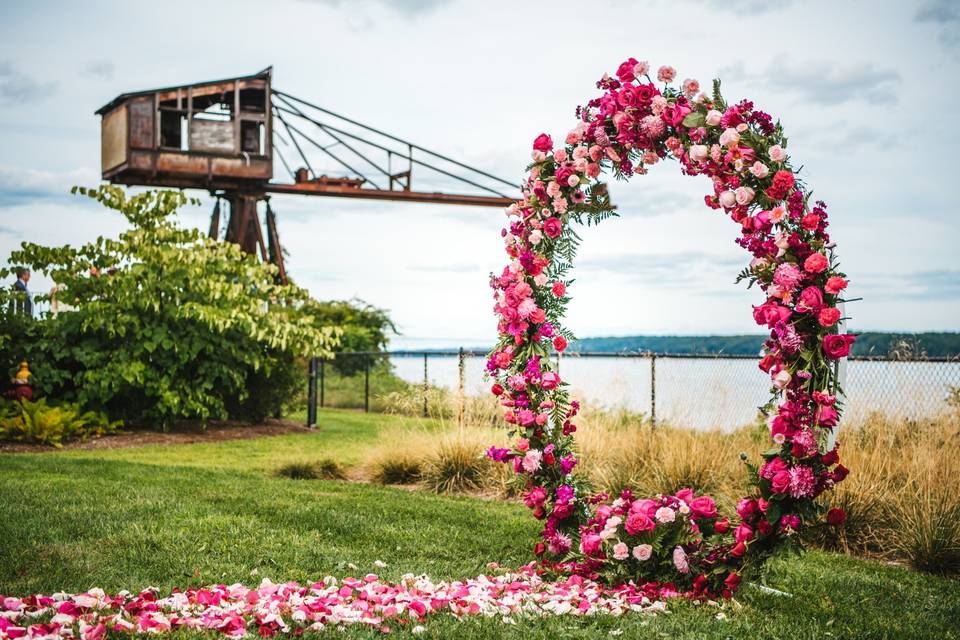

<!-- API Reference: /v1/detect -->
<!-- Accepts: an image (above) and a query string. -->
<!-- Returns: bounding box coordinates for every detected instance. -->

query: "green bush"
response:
[275,458,346,480]
[0,397,119,447]
[1,186,342,428]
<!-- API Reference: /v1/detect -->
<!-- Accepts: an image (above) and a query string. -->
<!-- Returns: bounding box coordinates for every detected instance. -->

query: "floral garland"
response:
[486,58,853,598]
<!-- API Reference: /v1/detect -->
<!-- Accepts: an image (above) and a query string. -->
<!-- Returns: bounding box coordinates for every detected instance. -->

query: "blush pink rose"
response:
[632,544,653,561]
[735,186,755,206]
[612,541,630,560]
[769,144,787,162]
[719,190,737,208]
[705,109,722,126]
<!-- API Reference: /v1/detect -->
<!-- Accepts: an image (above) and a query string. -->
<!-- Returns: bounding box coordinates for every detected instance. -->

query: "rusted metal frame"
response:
[273,94,392,187]
[251,201,269,262]
[265,202,287,284]
[263,182,513,206]
[272,89,517,190]
[273,103,510,198]
[274,109,317,179]
[278,117,382,190]
[232,80,241,155]
[208,198,221,239]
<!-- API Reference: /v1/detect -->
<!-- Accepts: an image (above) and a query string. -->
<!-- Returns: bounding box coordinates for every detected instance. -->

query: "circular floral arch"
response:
[485,58,854,598]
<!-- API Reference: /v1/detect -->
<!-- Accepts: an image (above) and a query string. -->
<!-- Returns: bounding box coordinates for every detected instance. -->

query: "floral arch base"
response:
[485,58,854,599]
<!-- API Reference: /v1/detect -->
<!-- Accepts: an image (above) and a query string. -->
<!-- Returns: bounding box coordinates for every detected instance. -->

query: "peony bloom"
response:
[612,541,630,560]
[532,133,553,153]
[633,543,653,561]
[773,262,803,291]
[788,465,817,498]
[522,449,543,473]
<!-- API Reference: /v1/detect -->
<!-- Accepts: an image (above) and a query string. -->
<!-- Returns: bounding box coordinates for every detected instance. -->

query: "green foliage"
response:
[1,186,341,427]
[274,457,346,480]
[0,397,119,447]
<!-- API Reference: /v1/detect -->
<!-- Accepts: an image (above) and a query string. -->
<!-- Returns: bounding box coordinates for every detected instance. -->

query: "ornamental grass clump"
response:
[275,458,346,481]
[421,428,506,494]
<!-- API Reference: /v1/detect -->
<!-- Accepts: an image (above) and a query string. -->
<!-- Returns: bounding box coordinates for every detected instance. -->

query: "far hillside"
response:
[568,332,960,358]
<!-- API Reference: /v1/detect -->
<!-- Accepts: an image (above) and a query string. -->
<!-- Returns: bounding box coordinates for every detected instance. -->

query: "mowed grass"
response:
[0,409,958,639]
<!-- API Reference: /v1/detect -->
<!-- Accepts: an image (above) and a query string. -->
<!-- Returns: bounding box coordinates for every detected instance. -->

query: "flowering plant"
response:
[486,58,853,598]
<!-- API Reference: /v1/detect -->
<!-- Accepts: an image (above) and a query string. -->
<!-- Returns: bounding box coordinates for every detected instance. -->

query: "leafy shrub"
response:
[275,458,346,480]
[1,186,342,428]
[0,398,119,447]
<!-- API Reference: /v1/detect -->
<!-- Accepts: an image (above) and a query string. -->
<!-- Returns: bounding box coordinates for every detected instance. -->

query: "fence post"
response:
[307,357,318,428]
[364,359,370,413]
[319,359,325,408]
[650,353,657,429]
[423,353,429,417]
[457,347,466,427]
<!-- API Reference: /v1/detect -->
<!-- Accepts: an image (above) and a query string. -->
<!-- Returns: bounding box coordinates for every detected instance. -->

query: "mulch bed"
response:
[0,419,315,453]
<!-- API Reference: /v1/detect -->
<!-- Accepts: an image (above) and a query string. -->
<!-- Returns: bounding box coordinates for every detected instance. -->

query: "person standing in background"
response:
[10,267,33,317]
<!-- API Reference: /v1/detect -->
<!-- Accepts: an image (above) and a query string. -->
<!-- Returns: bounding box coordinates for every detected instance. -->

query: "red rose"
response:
[730,541,747,557]
[803,252,829,274]
[553,335,568,352]
[543,217,563,239]
[759,353,777,373]
[491,383,504,396]
[823,333,855,359]
[821,447,839,466]
[534,542,546,556]
[818,307,841,327]
[724,572,742,592]
[551,281,566,297]
[532,133,553,153]
[714,517,730,534]
[832,464,850,481]
[827,508,847,526]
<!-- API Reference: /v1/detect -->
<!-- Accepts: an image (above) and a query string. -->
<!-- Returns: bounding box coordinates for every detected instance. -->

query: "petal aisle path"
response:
[0,565,669,638]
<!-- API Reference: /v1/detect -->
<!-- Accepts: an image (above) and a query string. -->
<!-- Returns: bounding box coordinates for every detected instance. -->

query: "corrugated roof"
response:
[95,67,272,115]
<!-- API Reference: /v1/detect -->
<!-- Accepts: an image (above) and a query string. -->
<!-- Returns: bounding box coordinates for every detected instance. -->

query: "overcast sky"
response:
[1,0,958,348]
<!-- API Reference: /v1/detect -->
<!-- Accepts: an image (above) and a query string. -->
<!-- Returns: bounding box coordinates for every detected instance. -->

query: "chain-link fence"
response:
[304,350,960,430]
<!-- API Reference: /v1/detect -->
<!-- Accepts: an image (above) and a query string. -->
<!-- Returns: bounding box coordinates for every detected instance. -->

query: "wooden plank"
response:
[101,105,128,173]
[128,98,154,149]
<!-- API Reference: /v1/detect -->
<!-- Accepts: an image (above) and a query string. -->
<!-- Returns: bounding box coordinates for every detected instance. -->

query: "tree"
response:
[1,186,341,427]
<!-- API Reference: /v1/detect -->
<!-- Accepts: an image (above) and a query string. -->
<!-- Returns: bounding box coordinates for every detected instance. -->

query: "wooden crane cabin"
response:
[96,68,273,190]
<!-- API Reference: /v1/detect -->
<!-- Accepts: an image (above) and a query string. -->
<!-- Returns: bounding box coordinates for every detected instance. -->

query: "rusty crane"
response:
[96,67,516,282]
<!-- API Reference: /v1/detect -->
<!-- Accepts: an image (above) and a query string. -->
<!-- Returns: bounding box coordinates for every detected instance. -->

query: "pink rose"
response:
[705,109,722,126]
[797,286,824,313]
[689,496,718,519]
[736,498,758,521]
[719,190,737,208]
[532,133,553,153]
[749,161,770,179]
[735,186,755,206]
[823,334,856,359]
[632,544,652,561]
[624,511,655,535]
[771,470,791,494]
[734,523,754,543]
[673,546,690,573]
[616,57,640,82]
[551,281,566,297]
[689,145,709,163]
[769,144,787,162]
[719,128,740,148]
[543,217,563,239]
[804,252,829,274]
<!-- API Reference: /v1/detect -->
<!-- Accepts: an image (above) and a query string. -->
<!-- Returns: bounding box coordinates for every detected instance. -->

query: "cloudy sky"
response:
[1,0,958,348]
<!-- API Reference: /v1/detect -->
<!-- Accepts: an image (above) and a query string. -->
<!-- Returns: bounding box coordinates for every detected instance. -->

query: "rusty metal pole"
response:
[650,353,657,429]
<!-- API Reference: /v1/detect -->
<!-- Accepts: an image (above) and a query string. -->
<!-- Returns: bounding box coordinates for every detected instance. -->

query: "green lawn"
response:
[1,409,958,639]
